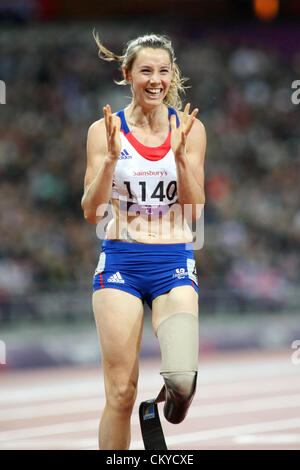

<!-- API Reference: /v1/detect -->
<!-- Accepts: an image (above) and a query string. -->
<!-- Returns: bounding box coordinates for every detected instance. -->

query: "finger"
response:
[185,116,196,136]
[186,108,198,134]
[105,104,112,132]
[181,129,186,146]
[183,103,190,121]
[115,115,121,132]
[191,107,198,118]
[170,113,177,131]
[111,115,116,137]
[185,105,196,124]
[108,112,113,136]
[112,115,121,137]
[103,104,112,135]
[103,105,109,131]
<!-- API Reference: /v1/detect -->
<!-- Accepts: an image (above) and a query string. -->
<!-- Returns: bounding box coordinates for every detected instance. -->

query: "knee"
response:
[107,380,137,414]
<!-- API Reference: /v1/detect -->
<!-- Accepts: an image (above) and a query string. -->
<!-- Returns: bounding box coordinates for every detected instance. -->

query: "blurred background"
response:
[0,0,299,369]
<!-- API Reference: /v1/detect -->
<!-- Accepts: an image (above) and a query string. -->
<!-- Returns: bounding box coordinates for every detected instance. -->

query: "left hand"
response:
[170,103,198,158]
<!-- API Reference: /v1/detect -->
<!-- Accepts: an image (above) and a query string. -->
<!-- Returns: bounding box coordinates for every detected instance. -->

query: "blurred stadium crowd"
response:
[0,21,299,320]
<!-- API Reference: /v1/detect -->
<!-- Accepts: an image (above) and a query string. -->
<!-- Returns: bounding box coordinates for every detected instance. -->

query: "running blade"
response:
[139,386,167,450]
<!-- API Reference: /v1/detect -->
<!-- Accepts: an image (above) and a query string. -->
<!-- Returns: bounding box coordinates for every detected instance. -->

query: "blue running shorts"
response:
[93,239,198,309]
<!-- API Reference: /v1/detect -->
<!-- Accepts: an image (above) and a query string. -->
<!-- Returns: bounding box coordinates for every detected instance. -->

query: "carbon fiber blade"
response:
[139,386,167,450]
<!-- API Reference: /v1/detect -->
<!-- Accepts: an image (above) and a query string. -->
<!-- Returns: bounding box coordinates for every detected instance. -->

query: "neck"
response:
[126,102,168,130]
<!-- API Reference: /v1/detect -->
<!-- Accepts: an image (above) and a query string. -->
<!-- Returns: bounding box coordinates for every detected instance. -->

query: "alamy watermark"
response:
[95,200,205,250]
[0,340,6,365]
[0,80,6,104]
[291,80,300,105]
[291,340,300,365]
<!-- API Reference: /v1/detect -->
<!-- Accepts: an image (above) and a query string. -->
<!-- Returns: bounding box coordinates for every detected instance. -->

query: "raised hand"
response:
[170,103,198,158]
[103,104,122,160]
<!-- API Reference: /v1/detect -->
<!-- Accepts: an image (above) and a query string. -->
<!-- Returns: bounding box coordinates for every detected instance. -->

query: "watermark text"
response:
[291,340,300,365]
[95,201,204,250]
[0,340,6,365]
[291,80,300,105]
[0,80,6,104]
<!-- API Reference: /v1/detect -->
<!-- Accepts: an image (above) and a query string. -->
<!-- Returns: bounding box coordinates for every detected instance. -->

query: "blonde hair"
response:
[93,30,190,110]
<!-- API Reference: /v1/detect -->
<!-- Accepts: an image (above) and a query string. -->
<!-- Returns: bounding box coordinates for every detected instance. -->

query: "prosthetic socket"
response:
[157,312,199,424]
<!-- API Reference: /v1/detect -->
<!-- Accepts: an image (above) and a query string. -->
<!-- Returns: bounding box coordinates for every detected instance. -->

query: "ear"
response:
[171,63,175,78]
[122,66,131,84]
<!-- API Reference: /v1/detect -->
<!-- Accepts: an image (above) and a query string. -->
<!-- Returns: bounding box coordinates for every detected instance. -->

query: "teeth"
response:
[146,89,161,94]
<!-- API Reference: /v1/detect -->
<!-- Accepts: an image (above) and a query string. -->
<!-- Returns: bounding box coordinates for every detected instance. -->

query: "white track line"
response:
[234,433,300,445]
[1,373,300,422]
[0,377,300,414]
[0,397,104,422]
[1,417,300,450]
[130,417,300,449]
[0,359,298,405]
[0,438,98,450]
[0,380,104,405]
[0,419,99,442]
[1,375,300,422]
[3,431,300,450]
[132,394,300,425]
[1,393,300,441]
[1,387,300,422]
[0,379,300,422]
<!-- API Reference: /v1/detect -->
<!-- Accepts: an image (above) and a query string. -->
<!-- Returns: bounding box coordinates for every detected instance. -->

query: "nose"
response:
[149,72,161,85]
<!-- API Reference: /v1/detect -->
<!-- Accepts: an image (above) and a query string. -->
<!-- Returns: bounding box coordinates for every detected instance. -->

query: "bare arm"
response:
[81,105,121,224]
[170,104,206,222]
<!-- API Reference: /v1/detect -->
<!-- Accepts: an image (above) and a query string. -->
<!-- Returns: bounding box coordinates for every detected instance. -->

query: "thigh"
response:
[152,285,198,335]
[93,288,144,385]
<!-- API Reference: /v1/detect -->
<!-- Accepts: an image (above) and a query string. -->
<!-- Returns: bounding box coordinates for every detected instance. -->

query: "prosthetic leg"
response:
[139,312,199,450]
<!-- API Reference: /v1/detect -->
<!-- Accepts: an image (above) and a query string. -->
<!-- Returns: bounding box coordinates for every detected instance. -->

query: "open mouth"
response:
[145,88,163,99]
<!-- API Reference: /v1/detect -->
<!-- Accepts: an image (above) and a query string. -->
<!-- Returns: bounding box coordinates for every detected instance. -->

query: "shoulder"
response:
[186,116,206,159]
[189,117,206,141]
[86,119,106,154]
[87,117,105,137]
[189,118,206,157]
[87,111,117,147]
[88,110,120,134]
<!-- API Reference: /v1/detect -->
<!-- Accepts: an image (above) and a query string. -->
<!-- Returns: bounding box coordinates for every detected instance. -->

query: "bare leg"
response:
[93,288,144,450]
[152,285,198,334]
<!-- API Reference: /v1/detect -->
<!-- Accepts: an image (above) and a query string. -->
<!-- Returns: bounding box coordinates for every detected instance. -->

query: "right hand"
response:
[103,104,122,160]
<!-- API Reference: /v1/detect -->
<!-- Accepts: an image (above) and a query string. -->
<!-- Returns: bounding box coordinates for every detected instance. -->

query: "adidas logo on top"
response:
[119,149,132,160]
[108,272,125,283]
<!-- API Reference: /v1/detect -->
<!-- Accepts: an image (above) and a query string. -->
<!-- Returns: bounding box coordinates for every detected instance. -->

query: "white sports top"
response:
[110,107,180,216]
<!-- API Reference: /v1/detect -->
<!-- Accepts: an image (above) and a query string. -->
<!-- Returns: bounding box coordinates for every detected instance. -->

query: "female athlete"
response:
[81,33,206,450]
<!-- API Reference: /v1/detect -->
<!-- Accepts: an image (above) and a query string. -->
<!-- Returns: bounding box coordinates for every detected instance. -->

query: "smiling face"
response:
[123,48,174,108]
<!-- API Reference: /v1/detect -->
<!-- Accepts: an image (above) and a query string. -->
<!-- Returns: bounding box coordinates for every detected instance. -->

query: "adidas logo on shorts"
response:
[107,272,125,283]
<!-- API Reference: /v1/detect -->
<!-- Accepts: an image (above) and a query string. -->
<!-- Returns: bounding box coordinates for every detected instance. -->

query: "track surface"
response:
[0,348,300,450]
